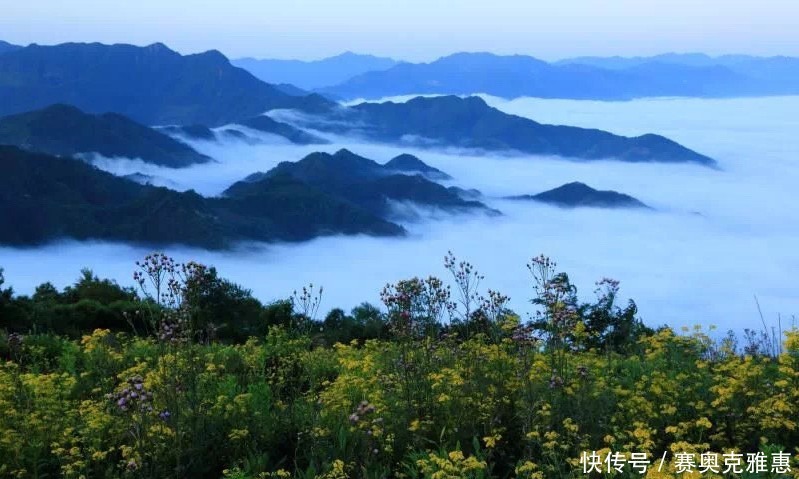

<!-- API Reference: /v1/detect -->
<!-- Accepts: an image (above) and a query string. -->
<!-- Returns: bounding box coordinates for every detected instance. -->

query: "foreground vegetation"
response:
[0,253,797,478]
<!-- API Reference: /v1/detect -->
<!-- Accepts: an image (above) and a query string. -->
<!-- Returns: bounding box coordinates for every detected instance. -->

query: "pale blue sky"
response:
[2,0,797,61]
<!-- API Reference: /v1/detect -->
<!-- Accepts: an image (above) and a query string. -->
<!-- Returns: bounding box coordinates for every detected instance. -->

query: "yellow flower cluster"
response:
[2,325,799,478]
[416,450,488,479]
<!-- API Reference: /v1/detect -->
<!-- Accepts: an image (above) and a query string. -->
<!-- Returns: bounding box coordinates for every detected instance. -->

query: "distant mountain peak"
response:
[145,42,171,51]
[439,51,547,63]
[194,48,229,63]
[228,150,491,218]
[557,181,593,191]
[259,149,381,176]
[386,153,425,166]
[401,94,488,108]
[384,154,452,180]
[232,51,398,90]
[334,51,361,59]
[333,147,356,156]
[332,148,373,161]
[330,51,398,62]
[508,182,649,209]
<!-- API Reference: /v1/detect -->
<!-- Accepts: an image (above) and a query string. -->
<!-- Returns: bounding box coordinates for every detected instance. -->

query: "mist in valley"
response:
[2,96,798,332]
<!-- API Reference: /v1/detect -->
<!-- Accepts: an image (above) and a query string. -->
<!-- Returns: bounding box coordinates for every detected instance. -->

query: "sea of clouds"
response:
[2,95,798,332]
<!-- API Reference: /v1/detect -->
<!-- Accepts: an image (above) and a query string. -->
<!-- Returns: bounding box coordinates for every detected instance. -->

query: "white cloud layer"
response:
[2,96,798,333]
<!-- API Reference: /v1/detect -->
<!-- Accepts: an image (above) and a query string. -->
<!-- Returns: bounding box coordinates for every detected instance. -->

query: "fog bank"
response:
[2,96,798,331]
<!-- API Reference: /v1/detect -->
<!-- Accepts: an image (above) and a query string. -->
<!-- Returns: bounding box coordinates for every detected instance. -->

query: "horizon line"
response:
[4,39,799,64]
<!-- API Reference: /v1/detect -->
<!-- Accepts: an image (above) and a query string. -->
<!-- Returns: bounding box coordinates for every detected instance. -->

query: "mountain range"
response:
[233,52,397,90]
[0,104,210,167]
[6,42,796,110]
[292,95,716,166]
[319,52,799,100]
[0,146,405,248]
[0,141,657,248]
[0,42,334,126]
[0,40,736,251]
[0,41,718,165]
[0,145,501,248]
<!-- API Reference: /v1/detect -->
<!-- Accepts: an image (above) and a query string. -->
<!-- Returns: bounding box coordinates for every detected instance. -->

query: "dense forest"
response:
[1,252,795,478]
